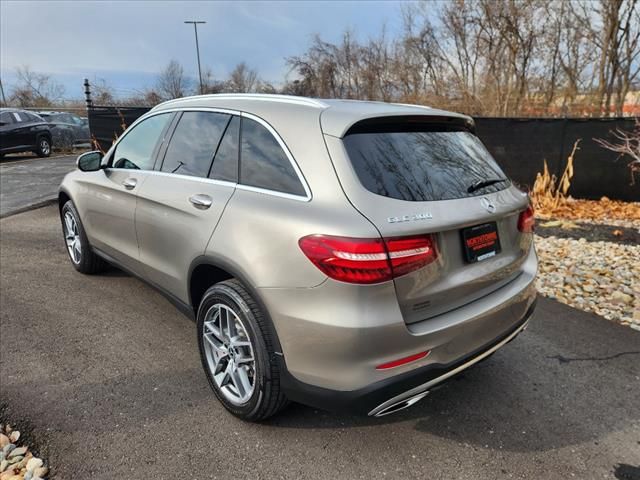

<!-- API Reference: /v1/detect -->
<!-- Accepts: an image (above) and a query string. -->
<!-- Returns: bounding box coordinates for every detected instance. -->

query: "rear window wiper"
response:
[467,178,508,193]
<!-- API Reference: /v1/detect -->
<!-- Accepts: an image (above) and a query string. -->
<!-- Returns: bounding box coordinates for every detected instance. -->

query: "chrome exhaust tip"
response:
[371,390,429,417]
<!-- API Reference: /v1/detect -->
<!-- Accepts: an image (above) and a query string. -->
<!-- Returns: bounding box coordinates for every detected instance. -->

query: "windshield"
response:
[343,127,509,202]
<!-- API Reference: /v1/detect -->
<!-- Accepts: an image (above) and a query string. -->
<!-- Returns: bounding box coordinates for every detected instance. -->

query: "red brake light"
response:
[517,205,535,233]
[298,234,437,285]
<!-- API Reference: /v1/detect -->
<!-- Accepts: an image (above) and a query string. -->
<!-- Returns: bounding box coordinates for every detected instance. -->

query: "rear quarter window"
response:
[240,117,306,197]
[343,122,509,202]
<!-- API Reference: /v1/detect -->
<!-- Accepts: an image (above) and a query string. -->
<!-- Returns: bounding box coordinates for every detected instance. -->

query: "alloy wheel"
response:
[63,211,81,264]
[40,139,50,155]
[202,303,256,405]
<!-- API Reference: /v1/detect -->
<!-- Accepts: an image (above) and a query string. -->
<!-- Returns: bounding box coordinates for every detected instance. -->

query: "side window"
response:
[0,112,15,125]
[210,116,239,182]
[70,115,84,125]
[240,117,306,196]
[161,111,230,178]
[111,113,171,170]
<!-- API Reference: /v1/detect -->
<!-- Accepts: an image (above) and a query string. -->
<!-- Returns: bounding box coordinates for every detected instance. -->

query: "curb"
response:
[0,155,75,166]
[0,198,57,219]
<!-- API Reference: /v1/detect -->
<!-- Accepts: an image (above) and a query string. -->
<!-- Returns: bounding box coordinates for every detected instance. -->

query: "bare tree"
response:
[284,0,638,117]
[91,78,116,106]
[576,0,640,116]
[201,67,226,94]
[157,60,190,100]
[225,62,259,93]
[10,66,65,107]
[595,119,640,184]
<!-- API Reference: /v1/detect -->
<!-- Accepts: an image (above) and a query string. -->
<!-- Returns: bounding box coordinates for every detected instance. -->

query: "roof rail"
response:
[391,102,432,110]
[153,94,328,110]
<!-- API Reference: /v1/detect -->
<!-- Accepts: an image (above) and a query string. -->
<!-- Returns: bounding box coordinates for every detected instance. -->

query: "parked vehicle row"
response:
[0,108,89,158]
[59,94,537,421]
[38,111,90,148]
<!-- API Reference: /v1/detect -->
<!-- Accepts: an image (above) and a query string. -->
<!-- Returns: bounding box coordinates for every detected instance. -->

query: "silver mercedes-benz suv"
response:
[59,94,537,420]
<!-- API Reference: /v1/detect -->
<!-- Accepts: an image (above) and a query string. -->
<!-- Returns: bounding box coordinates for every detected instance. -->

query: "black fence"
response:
[88,106,151,153]
[474,117,638,201]
[88,106,639,201]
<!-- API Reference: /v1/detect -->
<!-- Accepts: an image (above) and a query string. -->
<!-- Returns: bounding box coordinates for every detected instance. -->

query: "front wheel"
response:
[60,200,107,274]
[197,279,288,421]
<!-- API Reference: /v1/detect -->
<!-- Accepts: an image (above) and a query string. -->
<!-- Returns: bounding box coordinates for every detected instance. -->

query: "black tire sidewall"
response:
[197,283,269,419]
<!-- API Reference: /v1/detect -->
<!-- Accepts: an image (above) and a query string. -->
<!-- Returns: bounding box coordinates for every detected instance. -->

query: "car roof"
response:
[151,94,470,138]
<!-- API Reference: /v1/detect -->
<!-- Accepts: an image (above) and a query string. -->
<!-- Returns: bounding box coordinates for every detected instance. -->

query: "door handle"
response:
[189,194,213,210]
[122,178,137,190]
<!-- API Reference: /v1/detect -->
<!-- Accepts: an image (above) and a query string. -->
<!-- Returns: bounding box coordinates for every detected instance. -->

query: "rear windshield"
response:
[343,124,509,202]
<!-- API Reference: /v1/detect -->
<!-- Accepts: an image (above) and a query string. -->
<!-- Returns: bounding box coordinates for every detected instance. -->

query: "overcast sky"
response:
[0,0,406,99]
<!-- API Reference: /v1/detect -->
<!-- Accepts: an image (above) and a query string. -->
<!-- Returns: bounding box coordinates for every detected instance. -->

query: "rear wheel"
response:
[197,279,288,421]
[60,200,107,274]
[36,136,51,157]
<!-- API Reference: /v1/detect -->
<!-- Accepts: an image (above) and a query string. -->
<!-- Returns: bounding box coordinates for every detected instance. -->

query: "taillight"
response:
[298,234,437,284]
[517,205,535,233]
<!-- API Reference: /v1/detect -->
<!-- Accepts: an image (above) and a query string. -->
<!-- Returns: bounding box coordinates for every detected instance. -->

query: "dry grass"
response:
[531,139,640,224]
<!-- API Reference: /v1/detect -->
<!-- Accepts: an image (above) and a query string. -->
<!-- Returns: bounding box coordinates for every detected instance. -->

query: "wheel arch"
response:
[188,255,284,354]
[36,130,52,142]
[58,188,72,214]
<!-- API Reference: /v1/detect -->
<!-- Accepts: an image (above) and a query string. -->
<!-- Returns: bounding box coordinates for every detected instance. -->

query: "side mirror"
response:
[77,151,103,172]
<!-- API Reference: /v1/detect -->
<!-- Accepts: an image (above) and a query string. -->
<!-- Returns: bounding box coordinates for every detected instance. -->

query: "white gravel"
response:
[535,235,640,329]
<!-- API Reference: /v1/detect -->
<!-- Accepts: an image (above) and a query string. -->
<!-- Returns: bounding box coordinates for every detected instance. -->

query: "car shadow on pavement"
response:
[265,339,639,454]
[101,265,131,278]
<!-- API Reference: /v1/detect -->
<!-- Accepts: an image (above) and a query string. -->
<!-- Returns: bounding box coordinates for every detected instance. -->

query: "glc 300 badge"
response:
[387,212,433,223]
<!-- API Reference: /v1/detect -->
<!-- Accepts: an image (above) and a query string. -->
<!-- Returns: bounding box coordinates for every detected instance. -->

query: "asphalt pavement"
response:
[0,155,77,217]
[0,205,638,480]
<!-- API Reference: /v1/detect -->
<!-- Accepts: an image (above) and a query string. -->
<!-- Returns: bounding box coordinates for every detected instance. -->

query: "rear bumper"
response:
[279,299,536,415]
[260,246,537,391]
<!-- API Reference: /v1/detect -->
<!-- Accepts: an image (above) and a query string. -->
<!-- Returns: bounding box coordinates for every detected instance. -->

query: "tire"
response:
[36,135,51,157]
[197,279,288,421]
[60,200,107,274]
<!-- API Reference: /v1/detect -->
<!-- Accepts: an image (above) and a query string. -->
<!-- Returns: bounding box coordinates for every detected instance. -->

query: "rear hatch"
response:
[324,115,532,324]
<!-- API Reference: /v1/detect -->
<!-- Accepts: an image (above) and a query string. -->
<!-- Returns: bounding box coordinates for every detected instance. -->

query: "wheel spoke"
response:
[204,320,223,342]
[231,339,251,348]
[204,333,227,359]
[213,367,227,387]
[235,354,254,365]
[64,214,74,234]
[220,307,229,342]
[235,366,252,397]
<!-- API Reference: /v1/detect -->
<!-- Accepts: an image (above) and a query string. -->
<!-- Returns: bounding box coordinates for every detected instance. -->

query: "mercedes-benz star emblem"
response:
[480,197,496,213]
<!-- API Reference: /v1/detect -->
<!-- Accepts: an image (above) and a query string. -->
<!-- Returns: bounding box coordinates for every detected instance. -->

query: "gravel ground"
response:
[0,422,48,479]
[536,220,640,245]
[535,234,640,329]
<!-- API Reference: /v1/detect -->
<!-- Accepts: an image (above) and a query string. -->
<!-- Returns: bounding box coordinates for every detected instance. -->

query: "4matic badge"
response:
[387,212,433,223]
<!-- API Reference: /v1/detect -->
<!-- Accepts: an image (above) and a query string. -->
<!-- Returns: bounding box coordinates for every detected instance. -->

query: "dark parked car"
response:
[38,111,90,148]
[0,108,52,157]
